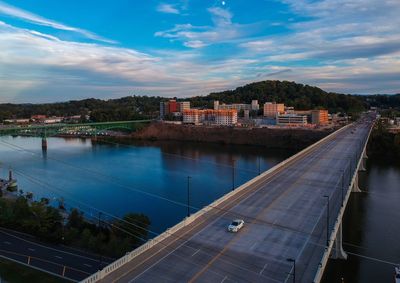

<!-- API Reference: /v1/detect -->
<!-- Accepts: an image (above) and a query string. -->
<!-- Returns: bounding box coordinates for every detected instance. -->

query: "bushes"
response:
[0,197,150,258]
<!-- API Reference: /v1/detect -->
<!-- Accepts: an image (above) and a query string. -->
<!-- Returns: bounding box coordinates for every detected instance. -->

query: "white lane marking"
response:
[84,263,92,268]
[3,241,11,245]
[250,242,257,250]
[259,263,268,275]
[191,249,201,257]
[128,133,343,283]
[221,275,228,283]
[0,228,104,263]
[55,255,62,259]
[28,248,35,252]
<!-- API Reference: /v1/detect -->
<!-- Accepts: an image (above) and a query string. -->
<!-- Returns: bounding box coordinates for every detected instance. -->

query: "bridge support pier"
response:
[330,223,348,260]
[41,137,47,151]
[351,173,361,193]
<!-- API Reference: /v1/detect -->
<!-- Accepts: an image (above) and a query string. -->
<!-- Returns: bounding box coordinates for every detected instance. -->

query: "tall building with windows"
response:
[160,100,190,118]
[311,110,329,125]
[263,102,285,118]
[182,109,237,126]
[213,100,259,112]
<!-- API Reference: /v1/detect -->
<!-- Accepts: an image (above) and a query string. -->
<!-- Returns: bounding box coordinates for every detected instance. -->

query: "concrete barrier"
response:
[312,120,375,283]
[81,124,353,283]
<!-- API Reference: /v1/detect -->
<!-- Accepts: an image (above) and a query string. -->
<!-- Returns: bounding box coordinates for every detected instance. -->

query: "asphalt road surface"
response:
[98,116,374,283]
[0,227,114,281]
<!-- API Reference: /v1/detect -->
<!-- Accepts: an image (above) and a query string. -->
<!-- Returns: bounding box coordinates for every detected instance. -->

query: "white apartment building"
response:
[276,114,307,126]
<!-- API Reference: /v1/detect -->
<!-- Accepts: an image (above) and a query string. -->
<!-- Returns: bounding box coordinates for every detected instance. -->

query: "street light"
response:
[231,158,236,191]
[323,195,330,247]
[187,176,192,217]
[286,258,295,283]
[339,169,345,207]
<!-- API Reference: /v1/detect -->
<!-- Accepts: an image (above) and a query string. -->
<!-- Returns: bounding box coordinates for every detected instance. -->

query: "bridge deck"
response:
[99,119,372,283]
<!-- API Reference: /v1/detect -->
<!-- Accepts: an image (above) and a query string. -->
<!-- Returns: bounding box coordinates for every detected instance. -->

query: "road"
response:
[0,227,114,281]
[98,116,374,283]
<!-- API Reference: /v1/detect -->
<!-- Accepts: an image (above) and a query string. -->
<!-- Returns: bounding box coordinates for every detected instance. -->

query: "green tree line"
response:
[1,80,399,123]
[0,195,150,258]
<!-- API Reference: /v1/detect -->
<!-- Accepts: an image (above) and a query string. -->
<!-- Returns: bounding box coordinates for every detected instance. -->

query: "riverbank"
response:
[108,122,336,150]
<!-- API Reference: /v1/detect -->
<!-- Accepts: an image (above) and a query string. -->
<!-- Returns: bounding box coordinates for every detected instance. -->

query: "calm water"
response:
[0,136,398,282]
[0,136,290,234]
[323,158,400,283]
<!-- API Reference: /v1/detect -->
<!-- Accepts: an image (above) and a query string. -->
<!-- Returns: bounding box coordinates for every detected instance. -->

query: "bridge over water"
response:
[0,120,152,149]
[82,114,375,283]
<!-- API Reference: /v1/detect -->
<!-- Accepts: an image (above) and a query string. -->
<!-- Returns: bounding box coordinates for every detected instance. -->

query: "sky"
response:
[0,0,399,103]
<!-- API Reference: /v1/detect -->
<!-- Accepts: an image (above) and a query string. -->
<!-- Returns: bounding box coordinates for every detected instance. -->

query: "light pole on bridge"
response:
[187,176,192,217]
[323,195,330,247]
[340,169,345,207]
[231,158,236,191]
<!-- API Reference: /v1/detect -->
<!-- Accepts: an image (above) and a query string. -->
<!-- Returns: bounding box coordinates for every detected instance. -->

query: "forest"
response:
[1,80,399,122]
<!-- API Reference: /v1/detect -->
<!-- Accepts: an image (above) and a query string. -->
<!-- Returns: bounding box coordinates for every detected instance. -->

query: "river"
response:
[0,136,398,282]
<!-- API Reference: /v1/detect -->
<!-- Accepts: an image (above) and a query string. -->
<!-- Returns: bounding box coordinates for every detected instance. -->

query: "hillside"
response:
[189,80,366,114]
[1,80,398,122]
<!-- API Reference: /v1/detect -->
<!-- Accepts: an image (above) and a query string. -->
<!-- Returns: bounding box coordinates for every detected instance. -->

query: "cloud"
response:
[156,3,180,14]
[154,7,258,48]
[0,1,116,44]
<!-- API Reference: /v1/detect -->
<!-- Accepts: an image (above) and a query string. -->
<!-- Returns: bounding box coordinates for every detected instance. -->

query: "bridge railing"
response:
[81,123,354,283]
[313,119,375,283]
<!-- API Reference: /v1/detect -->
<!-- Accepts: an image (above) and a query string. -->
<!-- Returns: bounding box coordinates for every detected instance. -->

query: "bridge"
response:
[0,120,152,149]
[81,114,375,283]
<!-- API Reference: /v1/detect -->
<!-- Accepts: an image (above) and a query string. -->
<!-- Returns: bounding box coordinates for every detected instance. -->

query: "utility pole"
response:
[187,176,191,217]
[231,158,236,191]
[323,195,330,247]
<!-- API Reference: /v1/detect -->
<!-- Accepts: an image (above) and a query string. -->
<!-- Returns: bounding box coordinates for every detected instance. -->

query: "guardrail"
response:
[81,124,353,283]
[312,119,375,283]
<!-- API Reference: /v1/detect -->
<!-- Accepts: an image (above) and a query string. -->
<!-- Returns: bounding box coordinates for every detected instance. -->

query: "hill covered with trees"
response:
[189,80,366,114]
[1,80,398,122]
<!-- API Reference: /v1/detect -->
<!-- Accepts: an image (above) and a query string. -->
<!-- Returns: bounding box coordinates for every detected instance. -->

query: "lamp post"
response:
[231,158,236,191]
[323,195,330,247]
[286,258,296,283]
[340,169,344,207]
[187,176,192,217]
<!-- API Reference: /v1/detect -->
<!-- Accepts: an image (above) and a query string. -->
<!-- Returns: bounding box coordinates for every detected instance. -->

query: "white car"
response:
[228,219,244,233]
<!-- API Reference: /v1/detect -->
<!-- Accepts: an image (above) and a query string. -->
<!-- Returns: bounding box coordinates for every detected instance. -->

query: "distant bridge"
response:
[0,120,153,149]
[81,114,376,283]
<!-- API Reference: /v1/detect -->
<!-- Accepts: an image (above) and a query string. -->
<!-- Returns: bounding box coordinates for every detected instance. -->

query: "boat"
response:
[395,265,400,283]
[6,179,17,192]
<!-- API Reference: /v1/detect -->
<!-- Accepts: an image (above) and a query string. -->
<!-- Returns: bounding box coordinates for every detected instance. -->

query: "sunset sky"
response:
[0,0,399,102]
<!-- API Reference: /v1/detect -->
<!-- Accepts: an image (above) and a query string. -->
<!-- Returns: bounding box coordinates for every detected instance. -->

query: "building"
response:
[214,110,238,126]
[263,102,285,118]
[311,110,329,125]
[251,100,259,111]
[213,100,259,112]
[160,100,191,119]
[182,109,201,124]
[178,101,190,112]
[276,114,307,126]
[182,109,237,126]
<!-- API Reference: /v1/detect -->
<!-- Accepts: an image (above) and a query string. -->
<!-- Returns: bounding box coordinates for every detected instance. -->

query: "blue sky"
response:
[0,0,399,102]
